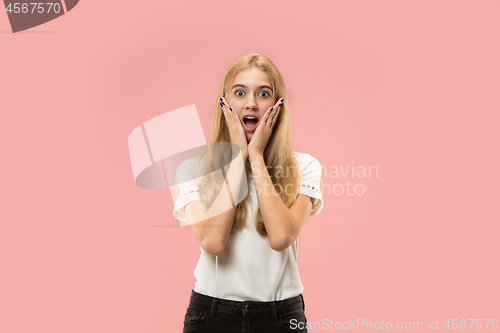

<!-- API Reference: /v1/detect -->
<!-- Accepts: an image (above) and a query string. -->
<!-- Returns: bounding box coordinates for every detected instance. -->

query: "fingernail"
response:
[279,103,283,107]
[270,107,273,111]
[220,102,223,107]
[220,97,223,101]
[281,98,284,102]
[229,107,233,111]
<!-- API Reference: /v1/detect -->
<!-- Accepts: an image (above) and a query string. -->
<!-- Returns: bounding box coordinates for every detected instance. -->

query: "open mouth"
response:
[242,116,259,132]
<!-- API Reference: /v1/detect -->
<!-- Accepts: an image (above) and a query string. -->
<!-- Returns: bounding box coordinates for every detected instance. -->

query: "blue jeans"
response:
[183,289,308,333]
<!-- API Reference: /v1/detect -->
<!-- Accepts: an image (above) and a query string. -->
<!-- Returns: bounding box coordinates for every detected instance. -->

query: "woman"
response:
[173,53,324,332]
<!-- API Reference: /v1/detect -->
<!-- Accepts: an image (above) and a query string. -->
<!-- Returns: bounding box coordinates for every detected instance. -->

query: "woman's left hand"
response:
[248,98,284,160]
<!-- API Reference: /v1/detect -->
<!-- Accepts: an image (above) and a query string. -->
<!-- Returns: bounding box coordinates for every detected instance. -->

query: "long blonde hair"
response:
[198,53,301,236]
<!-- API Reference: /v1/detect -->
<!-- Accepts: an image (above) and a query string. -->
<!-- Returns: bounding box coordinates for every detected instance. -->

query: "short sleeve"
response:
[296,153,324,216]
[172,158,202,222]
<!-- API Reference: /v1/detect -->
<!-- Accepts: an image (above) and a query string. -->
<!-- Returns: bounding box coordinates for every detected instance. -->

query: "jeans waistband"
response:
[188,289,305,319]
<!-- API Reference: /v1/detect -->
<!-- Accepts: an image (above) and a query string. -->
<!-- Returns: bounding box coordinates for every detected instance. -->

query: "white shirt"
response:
[173,151,324,301]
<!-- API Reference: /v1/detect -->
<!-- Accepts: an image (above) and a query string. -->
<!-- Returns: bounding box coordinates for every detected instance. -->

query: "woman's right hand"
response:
[220,97,248,161]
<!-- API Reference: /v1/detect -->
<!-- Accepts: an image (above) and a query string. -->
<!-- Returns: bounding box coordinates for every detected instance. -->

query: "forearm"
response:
[189,155,247,254]
[249,153,295,250]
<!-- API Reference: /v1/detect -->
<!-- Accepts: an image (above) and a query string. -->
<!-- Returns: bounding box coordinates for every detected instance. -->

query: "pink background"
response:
[1,1,499,332]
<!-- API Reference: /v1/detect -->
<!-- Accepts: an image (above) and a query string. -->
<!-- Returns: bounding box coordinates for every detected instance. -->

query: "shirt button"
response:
[245,304,251,311]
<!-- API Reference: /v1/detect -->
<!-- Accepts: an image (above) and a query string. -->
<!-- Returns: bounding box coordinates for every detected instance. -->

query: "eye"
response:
[235,90,245,97]
[259,91,270,97]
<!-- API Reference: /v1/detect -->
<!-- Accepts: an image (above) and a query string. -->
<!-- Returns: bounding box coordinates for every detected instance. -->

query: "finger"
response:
[273,98,284,109]
[266,106,279,126]
[269,107,280,126]
[272,98,285,122]
[220,97,233,112]
[219,97,229,115]
[266,99,282,124]
[219,98,236,124]
[220,101,230,121]
[265,101,282,127]
[263,106,273,125]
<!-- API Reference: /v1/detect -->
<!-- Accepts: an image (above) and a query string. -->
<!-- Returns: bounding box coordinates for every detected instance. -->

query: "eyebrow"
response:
[231,84,273,91]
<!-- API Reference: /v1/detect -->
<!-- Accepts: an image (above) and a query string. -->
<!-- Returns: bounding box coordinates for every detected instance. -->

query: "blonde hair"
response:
[199,53,301,236]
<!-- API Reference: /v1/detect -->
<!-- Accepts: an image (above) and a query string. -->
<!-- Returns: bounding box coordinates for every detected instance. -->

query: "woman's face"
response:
[226,67,276,143]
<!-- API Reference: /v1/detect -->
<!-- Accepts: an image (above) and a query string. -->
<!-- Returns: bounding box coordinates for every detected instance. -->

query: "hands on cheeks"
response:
[219,97,284,162]
[247,98,284,159]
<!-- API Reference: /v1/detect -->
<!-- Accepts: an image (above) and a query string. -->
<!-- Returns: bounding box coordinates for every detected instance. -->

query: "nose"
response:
[245,95,258,110]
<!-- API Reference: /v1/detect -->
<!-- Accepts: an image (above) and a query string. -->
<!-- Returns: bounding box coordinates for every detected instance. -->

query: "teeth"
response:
[245,116,257,119]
